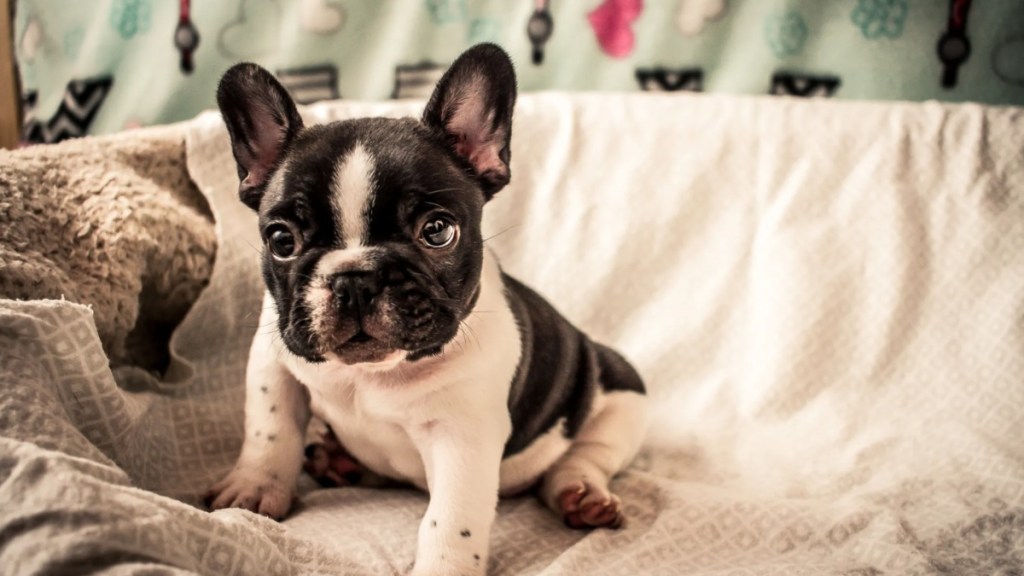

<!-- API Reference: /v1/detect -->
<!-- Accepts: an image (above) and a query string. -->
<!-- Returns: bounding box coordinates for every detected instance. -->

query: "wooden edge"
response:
[0,0,21,150]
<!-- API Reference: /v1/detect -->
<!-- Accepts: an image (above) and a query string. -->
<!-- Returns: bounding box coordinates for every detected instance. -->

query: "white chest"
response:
[303,374,428,487]
[281,249,523,489]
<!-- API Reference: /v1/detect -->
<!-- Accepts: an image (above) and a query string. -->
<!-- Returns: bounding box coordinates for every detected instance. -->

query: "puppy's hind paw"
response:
[557,481,624,530]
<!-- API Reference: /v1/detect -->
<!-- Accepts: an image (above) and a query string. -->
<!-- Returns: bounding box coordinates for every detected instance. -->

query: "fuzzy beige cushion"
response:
[0,124,216,369]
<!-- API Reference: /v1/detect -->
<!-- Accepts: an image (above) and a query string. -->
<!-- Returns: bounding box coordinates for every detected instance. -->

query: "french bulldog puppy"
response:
[206,43,648,575]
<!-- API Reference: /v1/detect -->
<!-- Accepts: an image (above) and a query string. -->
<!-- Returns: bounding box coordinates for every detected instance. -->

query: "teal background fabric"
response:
[13,0,1024,143]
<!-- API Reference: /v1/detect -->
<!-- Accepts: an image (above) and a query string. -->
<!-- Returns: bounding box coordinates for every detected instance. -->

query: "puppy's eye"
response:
[419,217,458,249]
[266,223,301,259]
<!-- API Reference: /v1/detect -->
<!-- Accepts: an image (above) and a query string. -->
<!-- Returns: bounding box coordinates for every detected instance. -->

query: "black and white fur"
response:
[206,44,648,576]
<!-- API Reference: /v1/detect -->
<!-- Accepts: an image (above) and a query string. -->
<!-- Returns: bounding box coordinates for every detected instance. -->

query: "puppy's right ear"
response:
[217,63,303,211]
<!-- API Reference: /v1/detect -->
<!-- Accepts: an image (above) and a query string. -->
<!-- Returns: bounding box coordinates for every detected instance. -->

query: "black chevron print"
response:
[770,72,841,97]
[22,76,114,144]
[635,68,704,92]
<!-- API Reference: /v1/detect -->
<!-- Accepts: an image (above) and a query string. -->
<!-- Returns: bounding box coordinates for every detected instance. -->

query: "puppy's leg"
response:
[540,390,647,529]
[408,413,510,576]
[206,331,310,520]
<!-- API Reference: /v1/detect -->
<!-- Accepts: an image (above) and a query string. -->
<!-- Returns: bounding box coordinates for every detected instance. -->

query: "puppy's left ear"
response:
[423,43,517,200]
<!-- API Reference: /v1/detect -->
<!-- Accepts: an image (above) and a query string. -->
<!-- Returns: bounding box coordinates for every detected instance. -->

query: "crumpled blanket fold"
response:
[0,126,216,370]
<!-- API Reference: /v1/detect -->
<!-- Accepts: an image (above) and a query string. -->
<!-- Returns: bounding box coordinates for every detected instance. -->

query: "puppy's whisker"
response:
[456,325,470,353]
[421,187,461,197]
[237,319,279,328]
[242,325,283,337]
[430,297,462,305]
[483,225,519,243]
[244,240,264,256]
[458,319,482,352]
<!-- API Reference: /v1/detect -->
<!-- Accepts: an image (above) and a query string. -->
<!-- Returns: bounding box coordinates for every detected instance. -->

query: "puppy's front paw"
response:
[408,547,486,576]
[408,560,484,576]
[204,467,295,520]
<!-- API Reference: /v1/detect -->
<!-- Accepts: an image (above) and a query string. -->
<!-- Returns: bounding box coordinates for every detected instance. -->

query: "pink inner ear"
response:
[454,133,507,180]
[240,98,290,189]
[240,168,267,191]
[446,78,507,180]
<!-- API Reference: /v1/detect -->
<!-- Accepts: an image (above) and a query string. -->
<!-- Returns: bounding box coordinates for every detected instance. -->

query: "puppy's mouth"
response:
[347,330,374,344]
[324,321,400,365]
[317,304,457,366]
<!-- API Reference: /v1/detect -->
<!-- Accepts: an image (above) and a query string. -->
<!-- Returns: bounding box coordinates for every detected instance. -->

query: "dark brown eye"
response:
[420,217,457,248]
[266,223,300,259]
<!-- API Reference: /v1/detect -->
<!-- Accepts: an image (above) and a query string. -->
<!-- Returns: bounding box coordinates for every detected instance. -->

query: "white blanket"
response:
[2,93,1022,576]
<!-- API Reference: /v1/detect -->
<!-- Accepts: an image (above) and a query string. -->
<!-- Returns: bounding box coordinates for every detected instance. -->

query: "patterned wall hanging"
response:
[22,77,114,144]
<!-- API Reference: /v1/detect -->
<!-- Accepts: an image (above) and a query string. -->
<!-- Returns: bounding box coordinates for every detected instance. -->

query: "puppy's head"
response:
[217,44,516,366]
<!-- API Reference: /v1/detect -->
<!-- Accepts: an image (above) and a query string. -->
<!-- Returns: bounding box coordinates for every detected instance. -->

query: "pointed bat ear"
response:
[422,43,517,201]
[217,63,304,211]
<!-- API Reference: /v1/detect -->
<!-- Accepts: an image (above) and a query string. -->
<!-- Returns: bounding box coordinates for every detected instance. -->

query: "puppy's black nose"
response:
[331,272,381,314]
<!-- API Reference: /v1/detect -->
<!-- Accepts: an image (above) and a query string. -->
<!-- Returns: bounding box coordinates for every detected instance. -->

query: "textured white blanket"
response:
[1,93,1022,576]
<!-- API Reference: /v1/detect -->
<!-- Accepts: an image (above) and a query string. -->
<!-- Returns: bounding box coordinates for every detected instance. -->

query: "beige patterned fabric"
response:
[2,95,1023,575]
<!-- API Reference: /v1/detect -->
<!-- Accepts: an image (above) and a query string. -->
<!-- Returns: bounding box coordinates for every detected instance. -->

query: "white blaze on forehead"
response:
[330,143,376,248]
[313,247,375,279]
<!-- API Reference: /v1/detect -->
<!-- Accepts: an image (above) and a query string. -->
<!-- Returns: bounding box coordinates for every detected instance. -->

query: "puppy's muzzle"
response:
[331,271,381,318]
